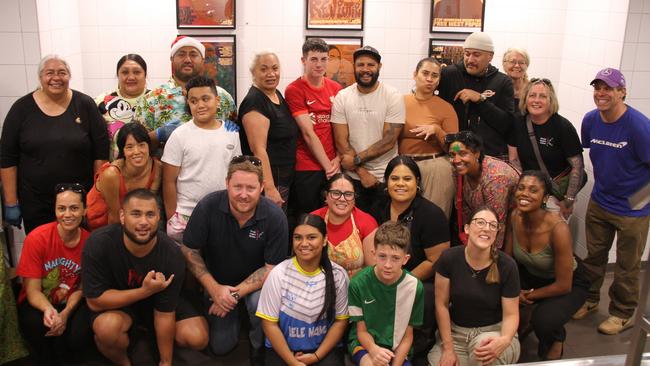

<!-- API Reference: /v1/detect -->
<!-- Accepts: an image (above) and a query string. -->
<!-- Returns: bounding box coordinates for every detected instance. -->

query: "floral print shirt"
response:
[462,156,520,248]
[134,78,236,142]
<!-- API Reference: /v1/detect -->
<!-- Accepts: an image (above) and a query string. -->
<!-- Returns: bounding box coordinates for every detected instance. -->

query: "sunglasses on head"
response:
[444,130,473,145]
[230,155,262,167]
[530,78,552,86]
[55,183,86,195]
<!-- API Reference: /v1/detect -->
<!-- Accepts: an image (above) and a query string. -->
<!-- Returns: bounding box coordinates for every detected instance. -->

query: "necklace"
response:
[467,264,486,278]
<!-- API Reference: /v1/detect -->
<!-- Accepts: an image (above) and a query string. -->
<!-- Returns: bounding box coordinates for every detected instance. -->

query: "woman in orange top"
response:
[86,123,161,230]
[400,57,458,218]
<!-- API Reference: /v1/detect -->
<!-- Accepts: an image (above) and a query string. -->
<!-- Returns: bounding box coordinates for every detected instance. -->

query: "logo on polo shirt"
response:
[590,139,628,149]
[249,229,264,240]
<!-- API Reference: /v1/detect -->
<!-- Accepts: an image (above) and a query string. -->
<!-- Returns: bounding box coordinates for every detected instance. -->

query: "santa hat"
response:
[170,36,205,58]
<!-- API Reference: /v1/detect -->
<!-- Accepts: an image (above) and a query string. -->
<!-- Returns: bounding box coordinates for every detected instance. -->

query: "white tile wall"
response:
[1,0,646,263]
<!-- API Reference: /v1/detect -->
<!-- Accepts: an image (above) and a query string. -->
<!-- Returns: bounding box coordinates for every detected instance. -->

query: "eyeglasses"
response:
[444,130,474,145]
[327,190,356,201]
[471,218,502,231]
[505,60,527,66]
[230,155,262,167]
[54,183,86,195]
[530,78,552,86]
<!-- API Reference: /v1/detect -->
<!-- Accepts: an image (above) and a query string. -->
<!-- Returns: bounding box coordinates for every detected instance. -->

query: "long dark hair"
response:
[295,213,336,322]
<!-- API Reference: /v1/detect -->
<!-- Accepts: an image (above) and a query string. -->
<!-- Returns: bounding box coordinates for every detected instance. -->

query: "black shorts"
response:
[89,289,203,332]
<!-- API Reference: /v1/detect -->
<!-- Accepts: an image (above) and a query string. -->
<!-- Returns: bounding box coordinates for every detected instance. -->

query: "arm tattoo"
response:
[566,155,584,199]
[244,266,268,285]
[179,244,209,279]
[361,123,403,163]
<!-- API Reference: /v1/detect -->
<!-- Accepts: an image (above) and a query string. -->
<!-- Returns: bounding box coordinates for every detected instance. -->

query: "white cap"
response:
[463,32,494,53]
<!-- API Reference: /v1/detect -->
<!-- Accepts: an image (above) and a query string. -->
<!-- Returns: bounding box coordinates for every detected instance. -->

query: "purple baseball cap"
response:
[590,68,626,88]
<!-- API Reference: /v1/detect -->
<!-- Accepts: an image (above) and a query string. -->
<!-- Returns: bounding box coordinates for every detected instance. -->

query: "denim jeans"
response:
[205,289,263,357]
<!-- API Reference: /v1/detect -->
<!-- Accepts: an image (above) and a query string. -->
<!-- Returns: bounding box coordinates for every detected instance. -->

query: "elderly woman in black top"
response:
[238,51,298,210]
[507,78,584,219]
[369,155,449,357]
[1,55,109,233]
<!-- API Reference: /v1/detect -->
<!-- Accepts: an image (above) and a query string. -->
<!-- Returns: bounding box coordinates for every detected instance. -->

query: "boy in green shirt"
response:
[348,221,424,366]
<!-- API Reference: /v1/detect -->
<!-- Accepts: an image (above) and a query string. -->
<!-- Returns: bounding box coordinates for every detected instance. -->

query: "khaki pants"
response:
[416,156,455,219]
[583,199,650,318]
[428,322,520,366]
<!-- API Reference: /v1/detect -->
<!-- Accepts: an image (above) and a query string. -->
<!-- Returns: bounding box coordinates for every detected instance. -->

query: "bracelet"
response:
[313,352,320,361]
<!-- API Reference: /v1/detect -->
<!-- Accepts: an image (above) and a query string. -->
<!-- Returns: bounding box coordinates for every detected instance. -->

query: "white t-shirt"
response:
[331,82,405,180]
[162,119,241,215]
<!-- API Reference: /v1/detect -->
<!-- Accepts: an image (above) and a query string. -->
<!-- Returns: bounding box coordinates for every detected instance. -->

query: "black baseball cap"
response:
[353,45,381,63]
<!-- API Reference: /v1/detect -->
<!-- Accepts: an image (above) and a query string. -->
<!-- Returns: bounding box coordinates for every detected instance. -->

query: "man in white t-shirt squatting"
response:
[331,45,406,212]
[161,76,241,242]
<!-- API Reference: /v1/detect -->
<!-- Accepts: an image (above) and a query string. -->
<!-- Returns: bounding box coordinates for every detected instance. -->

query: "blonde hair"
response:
[502,48,529,82]
[519,78,559,116]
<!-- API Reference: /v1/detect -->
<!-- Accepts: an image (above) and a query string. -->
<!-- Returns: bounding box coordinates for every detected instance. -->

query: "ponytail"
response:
[296,214,336,322]
[318,242,336,322]
[485,243,500,284]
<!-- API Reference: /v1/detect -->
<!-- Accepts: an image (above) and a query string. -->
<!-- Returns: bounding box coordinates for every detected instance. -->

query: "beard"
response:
[355,70,380,88]
[174,66,201,83]
[123,225,157,246]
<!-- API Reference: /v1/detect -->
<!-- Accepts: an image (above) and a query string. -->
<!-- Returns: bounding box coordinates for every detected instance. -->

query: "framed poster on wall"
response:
[429,38,465,67]
[306,0,364,30]
[307,36,363,88]
[187,35,237,101]
[430,0,485,33]
[176,0,236,29]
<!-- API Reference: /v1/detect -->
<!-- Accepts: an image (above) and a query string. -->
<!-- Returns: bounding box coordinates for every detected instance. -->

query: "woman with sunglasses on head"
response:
[504,171,589,360]
[312,173,378,278]
[256,214,349,365]
[368,155,450,358]
[16,183,92,365]
[400,57,458,218]
[507,78,584,220]
[428,206,520,366]
[447,131,519,248]
[85,123,161,231]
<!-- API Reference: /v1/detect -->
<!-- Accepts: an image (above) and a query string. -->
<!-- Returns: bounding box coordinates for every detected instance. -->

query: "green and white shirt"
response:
[348,266,423,355]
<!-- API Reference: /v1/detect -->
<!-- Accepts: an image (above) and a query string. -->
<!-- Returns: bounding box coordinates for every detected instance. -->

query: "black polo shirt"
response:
[369,195,450,271]
[183,190,289,286]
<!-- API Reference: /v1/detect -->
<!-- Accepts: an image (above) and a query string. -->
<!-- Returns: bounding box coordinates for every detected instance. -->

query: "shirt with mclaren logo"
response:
[581,106,650,216]
[347,266,423,355]
[285,77,341,171]
[183,190,289,286]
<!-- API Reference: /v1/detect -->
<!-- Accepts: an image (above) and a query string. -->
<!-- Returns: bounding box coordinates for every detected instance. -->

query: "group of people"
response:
[0,29,648,366]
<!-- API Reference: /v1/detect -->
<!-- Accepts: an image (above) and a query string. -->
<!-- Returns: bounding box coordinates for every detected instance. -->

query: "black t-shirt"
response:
[0,90,109,222]
[237,86,298,167]
[81,224,185,312]
[183,190,289,286]
[369,195,450,272]
[508,113,583,178]
[436,246,520,327]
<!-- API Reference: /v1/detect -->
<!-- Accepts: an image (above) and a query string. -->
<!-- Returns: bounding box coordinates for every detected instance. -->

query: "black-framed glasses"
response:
[471,218,502,231]
[530,78,552,86]
[54,183,86,195]
[327,190,357,201]
[444,130,473,145]
[230,155,262,167]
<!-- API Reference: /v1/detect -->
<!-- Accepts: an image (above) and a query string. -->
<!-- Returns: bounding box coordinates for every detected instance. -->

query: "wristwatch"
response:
[353,154,362,166]
[231,292,240,301]
[478,93,487,103]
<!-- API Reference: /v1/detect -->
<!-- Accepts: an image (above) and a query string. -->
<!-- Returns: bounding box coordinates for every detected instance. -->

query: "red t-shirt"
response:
[312,206,378,245]
[16,222,90,305]
[284,77,341,171]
